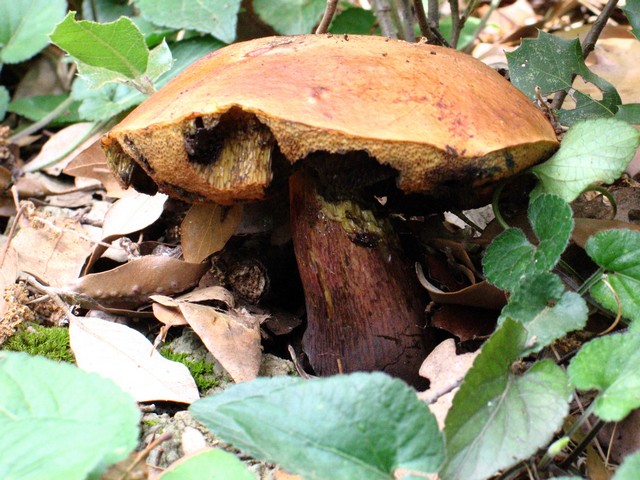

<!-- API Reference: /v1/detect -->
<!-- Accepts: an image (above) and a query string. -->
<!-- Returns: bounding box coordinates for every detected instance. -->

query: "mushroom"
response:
[102,34,558,385]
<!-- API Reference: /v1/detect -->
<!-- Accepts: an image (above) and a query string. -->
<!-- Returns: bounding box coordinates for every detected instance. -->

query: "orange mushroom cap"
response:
[102,34,558,206]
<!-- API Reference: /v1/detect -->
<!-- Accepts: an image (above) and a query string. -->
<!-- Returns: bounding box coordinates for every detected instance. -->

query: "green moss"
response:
[142,418,159,427]
[2,325,74,363]
[159,347,220,391]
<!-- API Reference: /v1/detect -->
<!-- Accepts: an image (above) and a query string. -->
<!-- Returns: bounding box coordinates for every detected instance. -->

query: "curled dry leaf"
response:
[178,302,262,383]
[181,203,243,264]
[64,256,209,309]
[70,315,199,403]
[418,339,480,429]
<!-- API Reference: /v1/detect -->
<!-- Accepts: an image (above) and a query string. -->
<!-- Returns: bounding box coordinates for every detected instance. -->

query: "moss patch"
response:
[3,325,74,363]
[159,347,220,391]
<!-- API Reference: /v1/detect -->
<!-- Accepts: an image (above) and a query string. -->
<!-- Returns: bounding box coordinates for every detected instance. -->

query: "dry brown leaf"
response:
[430,304,497,342]
[23,122,104,174]
[178,302,262,383]
[572,218,640,248]
[102,192,167,238]
[63,139,134,198]
[0,247,18,317]
[181,203,243,263]
[478,0,540,44]
[176,285,235,307]
[418,339,480,428]
[65,256,208,309]
[70,315,199,403]
[11,210,94,286]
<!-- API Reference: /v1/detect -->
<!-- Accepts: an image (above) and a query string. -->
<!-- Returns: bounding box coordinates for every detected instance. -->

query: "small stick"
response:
[315,0,339,34]
[372,0,398,38]
[413,0,450,46]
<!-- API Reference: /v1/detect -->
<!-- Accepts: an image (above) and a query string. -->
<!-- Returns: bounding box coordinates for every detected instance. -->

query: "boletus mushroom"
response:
[102,34,558,385]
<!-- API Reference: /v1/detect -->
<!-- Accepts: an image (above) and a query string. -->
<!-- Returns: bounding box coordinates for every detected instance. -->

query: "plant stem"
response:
[464,0,500,53]
[412,0,450,46]
[578,267,604,296]
[551,0,619,110]
[8,96,76,144]
[315,0,339,34]
[371,0,398,38]
[449,0,462,48]
[560,418,606,468]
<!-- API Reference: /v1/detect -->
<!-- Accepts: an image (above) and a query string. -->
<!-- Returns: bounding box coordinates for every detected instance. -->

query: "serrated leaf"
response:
[0,86,9,120]
[506,31,621,124]
[613,450,640,479]
[0,352,139,480]
[568,331,640,421]
[585,229,640,324]
[51,12,149,79]
[498,272,588,353]
[483,194,573,292]
[134,0,241,44]
[622,0,640,40]
[441,319,571,480]
[254,0,326,35]
[0,0,66,64]
[190,373,444,480]
[8,94,82,125]
[532,119,640,202]
[159,449,254,480]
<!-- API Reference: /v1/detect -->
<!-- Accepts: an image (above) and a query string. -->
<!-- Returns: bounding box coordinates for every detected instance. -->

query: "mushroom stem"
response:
[289,168,430,385]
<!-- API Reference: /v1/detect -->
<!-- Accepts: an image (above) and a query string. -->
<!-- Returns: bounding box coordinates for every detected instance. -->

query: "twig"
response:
[391,0,416,41]
[371,0,398,38]
[413,0,450,46]
[464,0,500,53]
[551,0,619,110]
[427,0,439,25]
[449,0,462,48]
[315,0,339,34]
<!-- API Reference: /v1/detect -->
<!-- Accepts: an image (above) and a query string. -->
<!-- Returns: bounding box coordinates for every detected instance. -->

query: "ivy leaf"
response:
[190,373,444,480]
[532,119,640,202]
[483,194,573,292]
[568,331,640,421]
[499,272,588,354]
[254,0,326,35]
[506,31,621,125]
[441,319,571,480]
[0,0,66,64]
[133,0,241,44]
[0,352,139,480]
[51,12,149,80]
[585,229,640,324]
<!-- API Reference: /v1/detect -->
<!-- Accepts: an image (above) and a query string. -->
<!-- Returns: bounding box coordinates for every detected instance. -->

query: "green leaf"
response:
[190,373,444,480]
[499,272,588,353]
[441,319,571,480]
[159,449,254,480]
[616,104,640,124]
[622,0,640,40]
[483,194,573,292]
[81,0,134,22]
[72,37,220,121]
[76,39,172,91]
[329,7,376,34]
[506,31,622,125]
[439,16,482,50]
[0,0,66,64]
[0,86,9,120]
[51,12,149,80]
[254,0,326,35]
[0,352,139,480]
[568,331,640,421]
[613,450,640,479]
[585,229,640,324]
[8,94,82,125]
[134,0,241,44]
[532,118,640,202]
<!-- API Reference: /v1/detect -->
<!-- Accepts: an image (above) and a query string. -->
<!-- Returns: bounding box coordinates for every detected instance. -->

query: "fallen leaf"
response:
[11,208,94,286]
[102,192,168,239]
[179,302,262,383]
[181,203,243,263]
[572,218,640,248]
[70,315,199,403]
[418,339,480,429]
[64,256,208,309]
[23,122,103,174]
